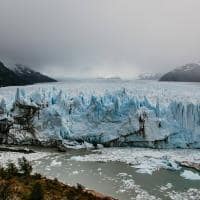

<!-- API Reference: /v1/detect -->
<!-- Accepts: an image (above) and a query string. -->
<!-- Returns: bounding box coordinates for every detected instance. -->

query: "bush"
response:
[0,182,10,200]
[18,157,32,176]
[0,166,6,178]
[53,178,59,184]
[33,173,42,180]
[5,161,19,179]
[29,182,44,200]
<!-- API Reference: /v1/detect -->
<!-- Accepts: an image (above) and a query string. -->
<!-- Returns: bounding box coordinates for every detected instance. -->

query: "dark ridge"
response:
[0,61,57,87]
[160,63,200,82]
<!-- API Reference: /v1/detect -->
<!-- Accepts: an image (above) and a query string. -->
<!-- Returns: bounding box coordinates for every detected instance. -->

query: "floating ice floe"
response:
[159,183,173,191]
[181,170,200,180]
[168,188,200,200]
[70,148,200,175]
[50,159,62,167]
[72,170,79,175]
[116,173,159,200]
[134,157,180,175]
[0,151,50,167]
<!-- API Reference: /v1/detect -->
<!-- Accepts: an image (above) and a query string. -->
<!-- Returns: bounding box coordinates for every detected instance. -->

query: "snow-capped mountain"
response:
[13,64,57,85]
[160,63,200,82]
[0,61,22,86]
[138,73,163,80]
[0,61,56,87]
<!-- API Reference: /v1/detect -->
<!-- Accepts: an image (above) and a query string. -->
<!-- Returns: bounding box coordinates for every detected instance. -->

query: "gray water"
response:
[32,151,200,200]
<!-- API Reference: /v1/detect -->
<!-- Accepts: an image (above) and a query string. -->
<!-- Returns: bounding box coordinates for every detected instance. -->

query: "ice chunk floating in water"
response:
[70,148,189,175]
[181,170,200,180]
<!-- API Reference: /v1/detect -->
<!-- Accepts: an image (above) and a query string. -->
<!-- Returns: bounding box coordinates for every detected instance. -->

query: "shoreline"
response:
[0,145,200,173]
[0,158,117,200]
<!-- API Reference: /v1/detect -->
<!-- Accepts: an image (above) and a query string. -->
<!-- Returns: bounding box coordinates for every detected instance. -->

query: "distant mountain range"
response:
[159,63,200,82]
[138,73,163,80]
[0,61,57,87]
[96,76,122,81]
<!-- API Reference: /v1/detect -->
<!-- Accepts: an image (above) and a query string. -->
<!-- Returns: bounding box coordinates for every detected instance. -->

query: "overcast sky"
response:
[0,0,200,79]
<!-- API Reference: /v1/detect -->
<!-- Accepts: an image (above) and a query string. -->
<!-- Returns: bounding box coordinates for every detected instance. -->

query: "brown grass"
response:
[0,173,117,200]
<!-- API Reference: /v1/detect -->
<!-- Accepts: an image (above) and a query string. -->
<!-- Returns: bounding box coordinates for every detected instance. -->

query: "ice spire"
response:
[0,98,6,113]
[15,88,21,102]
[156,98,160,117]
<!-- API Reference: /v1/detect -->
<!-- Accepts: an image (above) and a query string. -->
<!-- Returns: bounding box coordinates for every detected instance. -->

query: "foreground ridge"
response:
[0,157,117,200]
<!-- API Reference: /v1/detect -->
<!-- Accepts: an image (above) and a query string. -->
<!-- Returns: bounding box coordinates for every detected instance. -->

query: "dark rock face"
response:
[0,61,56,87]
[13,101,40,133]
[160,63,200,82]
[0,61,22,87]
[14,64,57,85]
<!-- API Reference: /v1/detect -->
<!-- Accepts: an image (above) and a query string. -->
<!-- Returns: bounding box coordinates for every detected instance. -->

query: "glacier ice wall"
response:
[1,87,200,148]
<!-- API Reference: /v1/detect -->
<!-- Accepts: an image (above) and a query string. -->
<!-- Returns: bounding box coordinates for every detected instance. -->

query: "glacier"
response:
[0,86,200,148]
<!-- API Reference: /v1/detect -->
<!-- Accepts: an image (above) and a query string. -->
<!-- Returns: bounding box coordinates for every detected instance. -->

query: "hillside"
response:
[0,61,23,86]
[0,157,116,200]
[0,61,56,87]
[14,64,57,85]
[160,63,200,82]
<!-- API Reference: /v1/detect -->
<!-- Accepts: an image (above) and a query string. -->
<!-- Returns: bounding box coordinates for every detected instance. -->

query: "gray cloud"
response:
[0,0,200,78]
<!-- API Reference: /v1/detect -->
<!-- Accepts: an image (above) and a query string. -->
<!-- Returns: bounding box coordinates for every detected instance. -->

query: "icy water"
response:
[0,147,200,199]
[30,148,200,200]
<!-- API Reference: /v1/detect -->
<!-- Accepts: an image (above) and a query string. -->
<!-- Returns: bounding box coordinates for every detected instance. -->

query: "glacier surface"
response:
[0,80,200,148]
